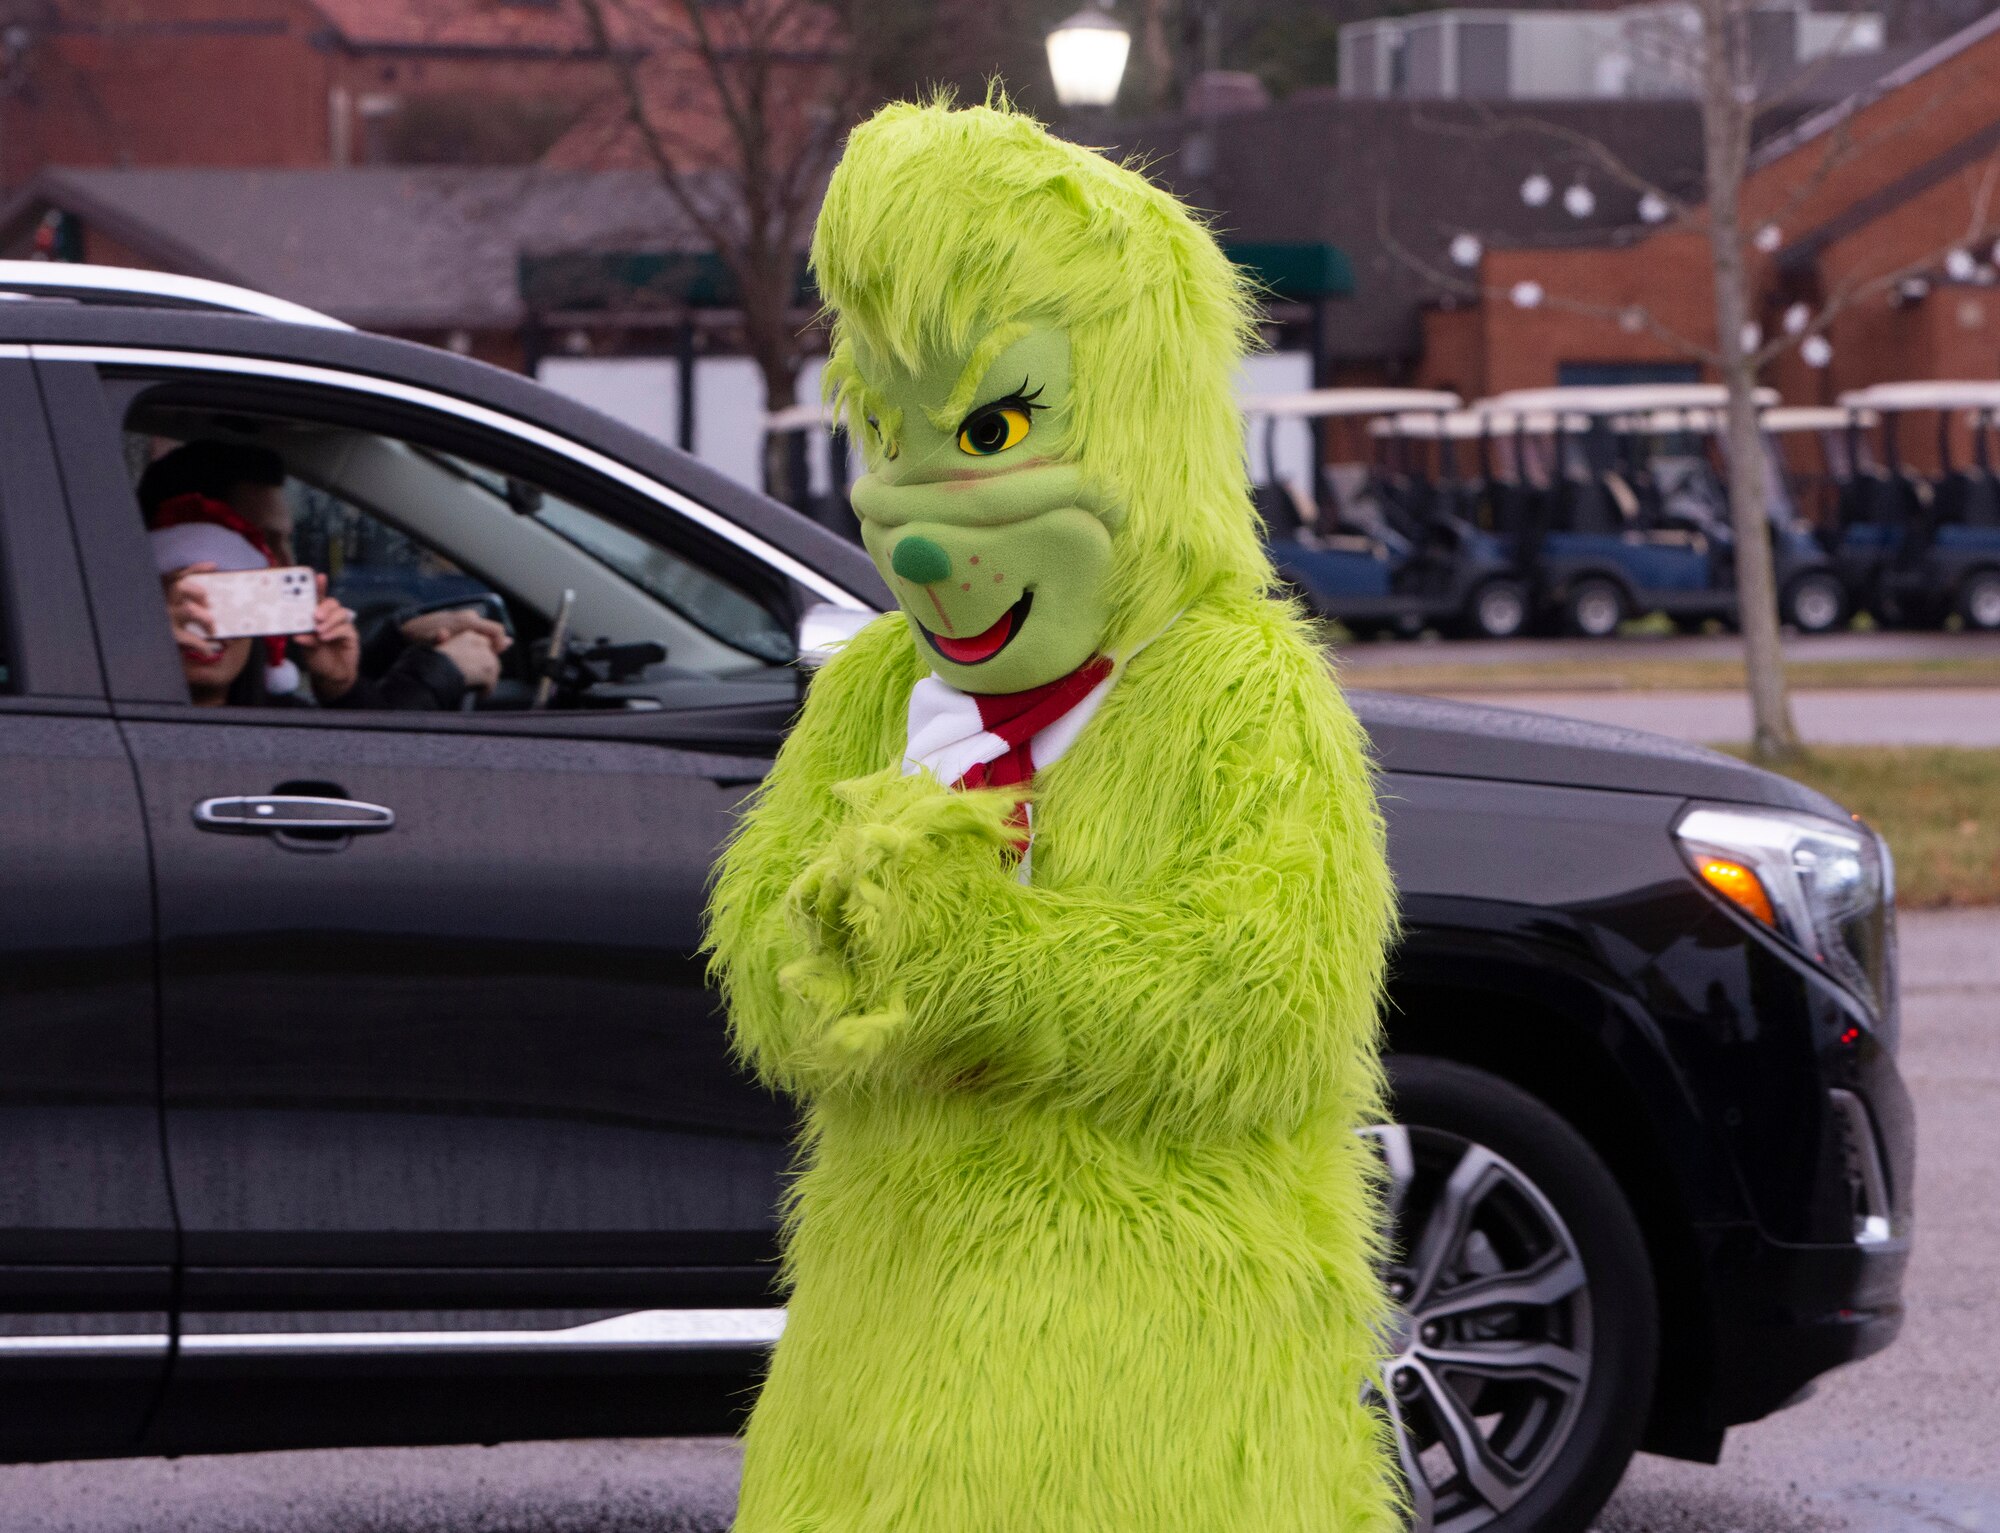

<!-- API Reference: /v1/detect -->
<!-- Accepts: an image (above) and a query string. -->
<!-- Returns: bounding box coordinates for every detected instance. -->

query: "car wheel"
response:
[1368,1057,1658,1533]
[1562,579,1624,638]
[1782,572,1846,634]
[1959,569,2000,631]
[1464,579,1529,640]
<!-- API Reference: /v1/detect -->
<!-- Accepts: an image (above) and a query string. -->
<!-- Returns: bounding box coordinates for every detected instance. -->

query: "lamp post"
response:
[1046,2,1131,110]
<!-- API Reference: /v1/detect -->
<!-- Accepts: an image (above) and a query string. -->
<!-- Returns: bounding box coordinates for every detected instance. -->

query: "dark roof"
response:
[0,167,712,331]
[1754,5,2000,169]
[1112,96,1707,364]
[307,0,608,54]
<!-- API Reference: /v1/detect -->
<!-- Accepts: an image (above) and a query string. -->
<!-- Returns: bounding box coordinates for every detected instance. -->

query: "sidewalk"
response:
[1433,688,2000,747]
[1338,631,2000,672]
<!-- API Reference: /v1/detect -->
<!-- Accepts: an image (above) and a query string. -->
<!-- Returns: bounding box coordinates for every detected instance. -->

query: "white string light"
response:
[1563,182,1596,219]
[1520,173,1552,208]
[1740,321,1762,352]
[1783,302,1812,335]
[1638,191,1671,224]
[1945,248,1978,282]
[1449,234,1483,268]
[1801,335,1833,367]
[1510,280,1545,309]
[1753,223,1782,253]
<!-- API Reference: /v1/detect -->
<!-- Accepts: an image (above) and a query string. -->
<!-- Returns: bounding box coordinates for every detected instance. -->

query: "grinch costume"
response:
[706,98,1400,1532]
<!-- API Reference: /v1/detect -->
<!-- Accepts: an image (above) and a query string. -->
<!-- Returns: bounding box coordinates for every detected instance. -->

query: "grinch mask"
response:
[848,325,1114,695]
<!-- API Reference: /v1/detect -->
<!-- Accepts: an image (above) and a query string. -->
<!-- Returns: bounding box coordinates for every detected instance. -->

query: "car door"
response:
[0,358,172,1459]
[43,352,808,1350]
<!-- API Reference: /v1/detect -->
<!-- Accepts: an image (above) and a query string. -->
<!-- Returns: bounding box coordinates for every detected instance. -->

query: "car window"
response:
[123,392,799,715]
[423,450,794,664]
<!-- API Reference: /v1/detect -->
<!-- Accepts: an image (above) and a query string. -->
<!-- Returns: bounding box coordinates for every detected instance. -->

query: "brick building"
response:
[1444,8,2000,401]
[0,0,619,183]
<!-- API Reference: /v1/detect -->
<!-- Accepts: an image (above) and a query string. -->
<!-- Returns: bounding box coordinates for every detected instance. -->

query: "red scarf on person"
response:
[902,654,1117,864]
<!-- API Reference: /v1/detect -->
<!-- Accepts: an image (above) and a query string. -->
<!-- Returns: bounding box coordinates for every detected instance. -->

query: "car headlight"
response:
[1675,804,1896,1021]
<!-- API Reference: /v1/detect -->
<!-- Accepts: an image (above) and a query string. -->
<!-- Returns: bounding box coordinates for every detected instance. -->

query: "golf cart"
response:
[1476,384,1843,636]
[1242,388,1526,638]
[1827,382,2000,630]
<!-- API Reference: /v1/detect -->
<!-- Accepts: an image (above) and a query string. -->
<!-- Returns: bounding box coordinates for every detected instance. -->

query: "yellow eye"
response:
[957,406,1032,457]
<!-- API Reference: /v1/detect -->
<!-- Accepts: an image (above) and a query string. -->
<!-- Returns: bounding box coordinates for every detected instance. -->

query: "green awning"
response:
[1223,241,1353,301]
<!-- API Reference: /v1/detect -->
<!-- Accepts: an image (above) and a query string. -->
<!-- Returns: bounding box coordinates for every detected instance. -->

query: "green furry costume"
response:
[707,98,1400,1532]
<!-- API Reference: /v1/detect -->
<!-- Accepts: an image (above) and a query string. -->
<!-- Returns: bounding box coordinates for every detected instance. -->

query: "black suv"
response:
[0,268,1910,1533]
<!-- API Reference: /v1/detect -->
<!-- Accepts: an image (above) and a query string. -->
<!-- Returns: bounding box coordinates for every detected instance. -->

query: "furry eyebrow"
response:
[924,321,1033,433]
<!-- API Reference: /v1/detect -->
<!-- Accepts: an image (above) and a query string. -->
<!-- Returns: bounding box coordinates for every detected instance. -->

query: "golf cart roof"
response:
[1762,405,1879,432]
[1479,383,1779,415]
[1836,381,2000,412]
[766,401,837,432]
[1598,404,1877,433]
[1371,409,1589,438]
[1240,387,1461,420]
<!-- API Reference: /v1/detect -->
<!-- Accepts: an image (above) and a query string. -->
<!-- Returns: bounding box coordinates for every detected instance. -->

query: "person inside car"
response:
[152,493,486,710]
[138,439,509,705]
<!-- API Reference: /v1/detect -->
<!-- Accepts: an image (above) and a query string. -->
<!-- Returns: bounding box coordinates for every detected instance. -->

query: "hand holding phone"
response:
[194,566,319,639]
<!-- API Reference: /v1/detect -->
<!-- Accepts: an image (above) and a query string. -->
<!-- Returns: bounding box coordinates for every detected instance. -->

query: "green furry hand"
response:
[781,770,1025,1076]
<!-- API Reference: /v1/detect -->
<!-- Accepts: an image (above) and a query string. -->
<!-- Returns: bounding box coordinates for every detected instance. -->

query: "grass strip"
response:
[1717,746,2000,909]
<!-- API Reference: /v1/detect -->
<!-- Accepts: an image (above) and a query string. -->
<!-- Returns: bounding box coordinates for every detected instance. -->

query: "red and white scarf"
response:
[902,655,1117,877]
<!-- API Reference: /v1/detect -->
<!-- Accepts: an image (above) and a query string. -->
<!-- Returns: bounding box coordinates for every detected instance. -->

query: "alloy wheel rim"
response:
[1479,588,1525,637]
[1970,577,2000,630]
[1794,581,1840,631]
[1576,589,1620,636]
[1363,1124,1594,1533]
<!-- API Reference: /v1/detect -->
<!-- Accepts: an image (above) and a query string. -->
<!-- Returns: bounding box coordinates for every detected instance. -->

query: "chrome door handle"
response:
[193,795,396,834]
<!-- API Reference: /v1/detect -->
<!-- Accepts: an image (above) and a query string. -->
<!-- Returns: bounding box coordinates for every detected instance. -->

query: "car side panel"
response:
[0,358,170,1459]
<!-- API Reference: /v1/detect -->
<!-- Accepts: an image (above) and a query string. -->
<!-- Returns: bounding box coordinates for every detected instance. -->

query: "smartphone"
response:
[198,566,318,639]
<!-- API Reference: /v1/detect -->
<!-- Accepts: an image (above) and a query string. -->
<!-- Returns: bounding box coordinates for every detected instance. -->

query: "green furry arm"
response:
[705,616,916,1094]
[799,612,1396,1142]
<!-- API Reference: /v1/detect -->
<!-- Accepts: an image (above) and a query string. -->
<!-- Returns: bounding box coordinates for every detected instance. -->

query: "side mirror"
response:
[795,602,875,670]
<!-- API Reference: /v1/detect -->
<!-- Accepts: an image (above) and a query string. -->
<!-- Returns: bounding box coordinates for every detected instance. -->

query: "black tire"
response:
[1375,1056,1659,1533]
[1463,578,1530,640]
[1781,571,1847,634]
[1561,578,1624,638]
[1958,569,2000,632]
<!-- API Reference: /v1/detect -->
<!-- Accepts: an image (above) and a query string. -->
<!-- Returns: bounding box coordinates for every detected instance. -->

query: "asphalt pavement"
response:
[3,909,1994,1533]
[1595,907,2000,1533]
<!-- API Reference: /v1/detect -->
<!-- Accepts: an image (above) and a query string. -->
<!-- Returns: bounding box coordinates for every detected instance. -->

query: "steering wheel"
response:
[398,590,515,642]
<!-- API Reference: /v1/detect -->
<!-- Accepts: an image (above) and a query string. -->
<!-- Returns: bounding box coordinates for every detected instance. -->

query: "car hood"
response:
[1353,690,1849,820]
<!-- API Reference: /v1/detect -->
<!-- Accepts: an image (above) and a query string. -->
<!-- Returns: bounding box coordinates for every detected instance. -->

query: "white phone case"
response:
[200,567,318,639]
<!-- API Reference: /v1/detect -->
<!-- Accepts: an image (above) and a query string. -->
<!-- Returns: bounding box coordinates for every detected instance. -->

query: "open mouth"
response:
[922,590,1033,665]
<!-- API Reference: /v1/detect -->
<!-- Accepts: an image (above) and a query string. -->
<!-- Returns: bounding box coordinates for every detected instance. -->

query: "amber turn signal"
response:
[1696,856,1776,926]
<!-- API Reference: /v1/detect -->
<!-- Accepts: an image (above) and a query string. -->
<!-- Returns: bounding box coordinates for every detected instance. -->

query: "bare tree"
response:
[567,0,933,504]
[1384,3,1999,763]
[1699,0,1798,759]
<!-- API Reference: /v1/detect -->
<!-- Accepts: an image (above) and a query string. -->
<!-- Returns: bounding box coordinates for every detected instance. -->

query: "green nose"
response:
[891,535,952,586]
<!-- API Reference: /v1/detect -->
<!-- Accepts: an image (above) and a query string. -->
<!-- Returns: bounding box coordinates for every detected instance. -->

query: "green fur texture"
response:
[706,98,1400,1533]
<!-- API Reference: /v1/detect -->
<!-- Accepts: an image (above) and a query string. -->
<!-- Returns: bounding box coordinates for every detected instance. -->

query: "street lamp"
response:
[1046,2,1131,110]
